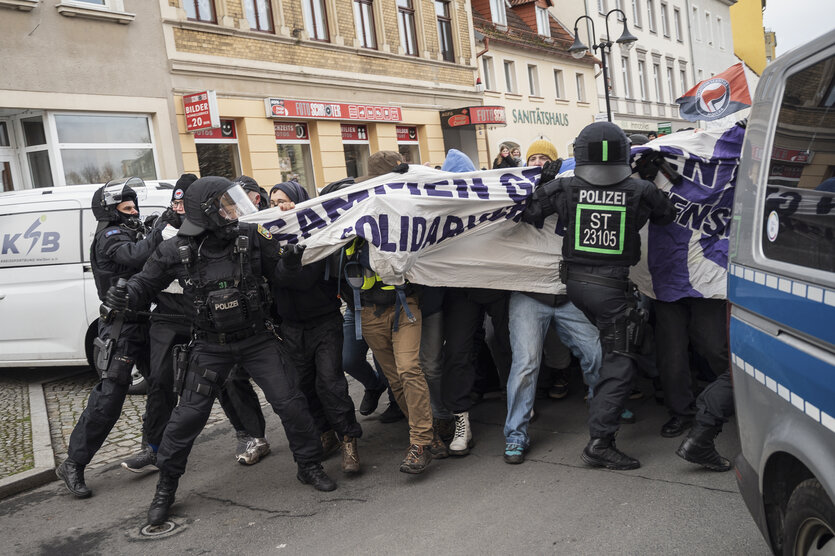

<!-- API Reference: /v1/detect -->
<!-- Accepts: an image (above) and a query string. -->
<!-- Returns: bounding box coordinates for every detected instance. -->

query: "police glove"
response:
[539,158,563,184]
[281,243,306,269]
[105,283,129,312]
[144,214,158,230]
[158,207,180,229]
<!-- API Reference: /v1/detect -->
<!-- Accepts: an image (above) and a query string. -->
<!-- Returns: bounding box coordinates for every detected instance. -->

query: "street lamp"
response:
[568,10,638,123]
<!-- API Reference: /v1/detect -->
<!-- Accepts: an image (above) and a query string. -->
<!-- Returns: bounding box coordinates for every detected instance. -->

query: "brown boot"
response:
[341,436,360,474]
[428,431,449,459]
[321,430,341,459]
[399,444,432,474]
[433,417,456,444]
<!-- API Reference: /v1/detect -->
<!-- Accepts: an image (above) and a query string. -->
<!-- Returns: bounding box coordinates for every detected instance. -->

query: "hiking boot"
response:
[449,412,473,456]
[428,432,449,459]
[503,443,527,465]
[237,437,271,465]
[379,403,405,423]
[548,378,569,400]
[359,386,386,416]
[399,444,432,474]
[676,426,731,472]
[297,462,337,491]
[147,472,179,526]
[433,417,455,444]
[341,436,360,474]
[320,430,342,459]
[56,459,91,498]
[121,447,158,474]
[582,437,640,470]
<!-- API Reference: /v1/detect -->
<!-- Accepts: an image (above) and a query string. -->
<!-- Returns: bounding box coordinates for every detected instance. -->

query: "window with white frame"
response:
[183,0,216,23]
[576,73,587,102]
[528,65,540,96]
[660,2,669,37]
[554,69,565,98]
[504,60,517,93]
[244,0,273,32]
[717,16,724,49]
[637,60,648,100]
[673,7,682,41]
[705,12,712,45]
[632,0,641,27]
[597,0,606,14]
[53,113,157,185]
[621,56,633,98]
[490,0,506,26]
[614,0,624,21]
[536,5,550,37]
[397,0,418,55]
[303,0,329,41]
[666,66,675,101]
[646,0,656,32]
[691,6,699,41]
[354,0,377,48]
[21,116,54,188]
[482,56,495,90]
[680,68,687,93]
[653,63,663,102]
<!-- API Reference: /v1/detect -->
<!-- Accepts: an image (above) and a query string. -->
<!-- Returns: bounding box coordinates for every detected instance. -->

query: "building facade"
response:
[472,0,598,160]
[729,0,767,75]
[687,0,738,83]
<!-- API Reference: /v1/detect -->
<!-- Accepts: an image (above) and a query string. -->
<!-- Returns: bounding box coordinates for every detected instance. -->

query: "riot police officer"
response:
[522,122,675,470]
[56,177,165,498]
[105,176,334,526]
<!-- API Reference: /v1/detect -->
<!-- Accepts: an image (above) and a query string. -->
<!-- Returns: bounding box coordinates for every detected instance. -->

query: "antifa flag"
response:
[676,63,752,122]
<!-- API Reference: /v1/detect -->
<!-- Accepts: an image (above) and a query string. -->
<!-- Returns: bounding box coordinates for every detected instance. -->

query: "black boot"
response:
[147,472,179,526]
[56,459,92,498]
[676,426,731,472]
[297,462,337,492]
[582,437,640,470]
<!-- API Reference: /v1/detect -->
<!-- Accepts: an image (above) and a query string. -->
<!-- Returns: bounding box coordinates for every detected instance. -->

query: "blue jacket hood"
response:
[441,149,476,173]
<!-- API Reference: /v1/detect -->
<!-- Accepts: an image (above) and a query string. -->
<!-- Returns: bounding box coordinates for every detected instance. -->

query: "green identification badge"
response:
[574,204,625,254]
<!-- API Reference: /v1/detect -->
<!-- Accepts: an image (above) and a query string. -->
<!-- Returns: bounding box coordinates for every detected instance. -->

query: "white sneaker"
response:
[449,412,473,456]
[237,437,271,465]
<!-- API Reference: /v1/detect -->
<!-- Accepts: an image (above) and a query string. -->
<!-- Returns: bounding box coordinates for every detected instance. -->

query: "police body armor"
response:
[90,222,145,302]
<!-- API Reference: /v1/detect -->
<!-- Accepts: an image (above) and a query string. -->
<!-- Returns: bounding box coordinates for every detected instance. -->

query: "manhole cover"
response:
[127,519,187,540]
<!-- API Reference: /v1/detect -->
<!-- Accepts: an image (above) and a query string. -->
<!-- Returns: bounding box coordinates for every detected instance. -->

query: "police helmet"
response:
[574,122,633,186]
[91,177,143,222]
[179,176,259,236]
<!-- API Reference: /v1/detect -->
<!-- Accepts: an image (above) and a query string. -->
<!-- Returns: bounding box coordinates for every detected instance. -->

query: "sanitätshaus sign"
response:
[511,108,569,127]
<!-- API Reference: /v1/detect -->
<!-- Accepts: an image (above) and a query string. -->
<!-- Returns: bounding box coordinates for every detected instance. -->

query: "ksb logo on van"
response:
[1,215,60,255]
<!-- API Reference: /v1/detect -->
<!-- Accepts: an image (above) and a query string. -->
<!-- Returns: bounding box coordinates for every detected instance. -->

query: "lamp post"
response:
[568,10,638,123]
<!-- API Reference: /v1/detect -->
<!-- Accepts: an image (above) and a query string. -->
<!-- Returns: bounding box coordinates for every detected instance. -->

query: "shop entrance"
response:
[194,120,241,180]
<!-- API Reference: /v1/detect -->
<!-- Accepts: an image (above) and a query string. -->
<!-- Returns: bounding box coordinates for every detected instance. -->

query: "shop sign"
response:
[614,119,654,132]
[511,108,569,127]
[274,122,309,141]
[752,146,814,164]
[265,98,402,122]
[657,122,672,135]
[183,90,220,132]
[193,119,236,140]
[341,124,369,142]
[440,106,506,129]
[396,126,418,143]
[594,113,608,122]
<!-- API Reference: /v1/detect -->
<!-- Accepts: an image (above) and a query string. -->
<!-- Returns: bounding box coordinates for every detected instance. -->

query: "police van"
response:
[729,29,835,555]
[0,181,175,392]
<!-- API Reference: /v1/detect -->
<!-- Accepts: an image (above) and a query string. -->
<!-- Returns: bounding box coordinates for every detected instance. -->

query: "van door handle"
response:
[83,265,93,273]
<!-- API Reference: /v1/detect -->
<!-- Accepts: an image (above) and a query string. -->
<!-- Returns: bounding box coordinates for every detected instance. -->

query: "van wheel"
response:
[783,478,835,556]
[127,367,148,395]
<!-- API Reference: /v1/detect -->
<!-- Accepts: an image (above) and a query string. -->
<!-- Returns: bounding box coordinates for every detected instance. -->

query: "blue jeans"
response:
[504,292,602,448]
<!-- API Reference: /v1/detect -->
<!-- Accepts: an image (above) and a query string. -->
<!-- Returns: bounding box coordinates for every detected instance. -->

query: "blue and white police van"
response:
[729,29,835,556]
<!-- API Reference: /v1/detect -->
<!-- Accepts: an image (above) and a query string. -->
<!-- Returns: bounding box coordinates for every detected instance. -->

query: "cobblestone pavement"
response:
[0,376,33,479]
[44,371,269,469]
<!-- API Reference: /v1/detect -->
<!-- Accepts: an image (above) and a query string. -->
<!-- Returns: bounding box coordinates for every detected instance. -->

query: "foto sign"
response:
[183,91,220,132]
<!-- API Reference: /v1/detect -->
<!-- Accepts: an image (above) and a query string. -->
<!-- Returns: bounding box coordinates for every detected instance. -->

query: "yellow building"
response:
[729,0,767,75]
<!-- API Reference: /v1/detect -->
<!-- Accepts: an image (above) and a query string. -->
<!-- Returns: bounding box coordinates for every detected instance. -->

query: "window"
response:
[504,60,517,93]
[342,125,370,179]
[653,63,663,102]
[717,17,724,49]
[244,0,273,32]
[183,0,216,23]
[194,120,241,180]
[528,65,540,96]
[397,0,418,55]
[397,126,421,164]
[303,0,329,41]
[482,56,495,90]
[632,0,641,27]
[705,12,712,45]
[353,0,377,48]
[436,0,454,61]
[576,73,586,102]
[637,60,648,100]
[621,56,632,98]
[679,69,687,93]
[646,0,656,32]
[490,0,506,26]
[554,69,565,98]
[54,114,157,185]
[536,5,550,37]
[666,66,675,101]
[275,122,316,196]
[761,55,835,272]
[660,2,669,37]
[21,117,53,188]
[691,6,699,41]
[613,0,624,21]
[597,0,606,14]
[673,7,682,41]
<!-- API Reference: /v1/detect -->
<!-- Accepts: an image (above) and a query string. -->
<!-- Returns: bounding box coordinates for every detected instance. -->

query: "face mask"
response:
[120,212,143,231]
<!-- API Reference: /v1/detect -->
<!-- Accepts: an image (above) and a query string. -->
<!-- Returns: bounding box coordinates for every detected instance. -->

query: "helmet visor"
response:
[102,177,146,206]
[214,184,259,222]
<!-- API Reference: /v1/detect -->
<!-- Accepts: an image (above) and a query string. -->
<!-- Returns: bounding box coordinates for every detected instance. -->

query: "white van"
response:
[0,181,176,390]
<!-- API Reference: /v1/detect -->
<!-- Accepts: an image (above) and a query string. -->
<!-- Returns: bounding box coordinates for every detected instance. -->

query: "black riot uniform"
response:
[56,178,165,498]
[105,177,335,526]
[522,122,675,470]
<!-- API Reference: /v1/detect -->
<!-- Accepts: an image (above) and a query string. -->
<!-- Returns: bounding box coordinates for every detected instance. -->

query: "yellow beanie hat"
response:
[525,140,558,163]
